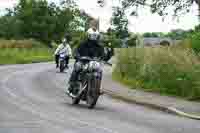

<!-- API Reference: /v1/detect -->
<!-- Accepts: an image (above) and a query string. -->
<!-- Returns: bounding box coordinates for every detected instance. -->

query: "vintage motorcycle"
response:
[67,56,111,109]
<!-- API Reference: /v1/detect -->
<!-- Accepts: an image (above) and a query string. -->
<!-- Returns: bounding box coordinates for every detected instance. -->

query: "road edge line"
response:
[103,89,200,120]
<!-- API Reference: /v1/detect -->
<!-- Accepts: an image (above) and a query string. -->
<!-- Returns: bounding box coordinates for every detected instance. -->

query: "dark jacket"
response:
[74,39,105,59]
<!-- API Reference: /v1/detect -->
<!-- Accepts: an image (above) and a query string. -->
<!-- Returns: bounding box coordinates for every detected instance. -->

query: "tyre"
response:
[60,61,64,72]
[72,97,80,105]
[72,82,81,105]
[87,78,101,109]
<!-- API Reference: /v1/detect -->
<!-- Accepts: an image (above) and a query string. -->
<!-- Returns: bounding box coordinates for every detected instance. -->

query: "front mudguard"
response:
[59,58,66,72]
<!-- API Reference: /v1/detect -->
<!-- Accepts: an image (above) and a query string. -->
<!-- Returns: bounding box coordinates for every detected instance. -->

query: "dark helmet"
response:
[64,34,71,42]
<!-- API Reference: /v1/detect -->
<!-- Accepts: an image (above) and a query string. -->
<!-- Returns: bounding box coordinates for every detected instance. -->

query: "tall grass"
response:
[0,48,54,64]
[113,47,200,100]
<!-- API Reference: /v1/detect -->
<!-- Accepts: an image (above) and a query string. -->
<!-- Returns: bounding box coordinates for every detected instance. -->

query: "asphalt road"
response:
[0,63,199,133]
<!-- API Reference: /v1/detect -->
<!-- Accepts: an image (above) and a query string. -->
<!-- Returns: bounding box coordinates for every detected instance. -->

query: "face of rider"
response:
[92,27,97,32]
[63,38,67,43]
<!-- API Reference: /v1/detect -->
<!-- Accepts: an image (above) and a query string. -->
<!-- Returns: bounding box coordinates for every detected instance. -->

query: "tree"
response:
[143,32,162,37]
[111,6,129,39]
[165,29,188,39]
[14,0,75,45]
[0,0,86,47]
[195,24,200,31]
[143,32,153,37]
[119,0,200,20]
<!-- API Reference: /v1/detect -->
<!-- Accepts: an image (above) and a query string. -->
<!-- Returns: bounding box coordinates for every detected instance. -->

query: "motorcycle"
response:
[59,53,68,72]
[67,56,112,109]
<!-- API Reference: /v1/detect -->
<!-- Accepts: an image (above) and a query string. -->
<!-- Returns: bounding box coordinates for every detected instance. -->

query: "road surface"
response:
[0,63,199,133]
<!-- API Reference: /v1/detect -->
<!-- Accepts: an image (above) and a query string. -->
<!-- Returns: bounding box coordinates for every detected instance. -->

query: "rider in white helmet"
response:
[54,37,72,68]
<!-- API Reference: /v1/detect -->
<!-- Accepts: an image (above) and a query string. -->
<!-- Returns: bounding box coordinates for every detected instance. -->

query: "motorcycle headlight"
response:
[88,61,101,72]
[60,54,65,58]
[82,63,88,70]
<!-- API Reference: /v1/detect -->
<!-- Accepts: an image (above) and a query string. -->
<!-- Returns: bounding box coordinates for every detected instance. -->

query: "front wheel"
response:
[87,78,101,109]
[60,60,65,72]
[72,97,80,105]
[71,82,82,105]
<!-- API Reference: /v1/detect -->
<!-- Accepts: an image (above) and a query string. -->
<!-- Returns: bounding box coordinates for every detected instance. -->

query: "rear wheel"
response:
[87,78,101,109]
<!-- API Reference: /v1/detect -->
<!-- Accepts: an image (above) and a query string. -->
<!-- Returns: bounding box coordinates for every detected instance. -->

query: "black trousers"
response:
[69,60,81,83]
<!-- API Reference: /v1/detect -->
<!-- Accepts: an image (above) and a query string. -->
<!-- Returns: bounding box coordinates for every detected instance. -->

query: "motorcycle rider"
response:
[66,26,112,96]
[54,36,72,68]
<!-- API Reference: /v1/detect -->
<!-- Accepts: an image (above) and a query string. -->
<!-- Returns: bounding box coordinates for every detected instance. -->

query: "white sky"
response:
[0,0,199,33]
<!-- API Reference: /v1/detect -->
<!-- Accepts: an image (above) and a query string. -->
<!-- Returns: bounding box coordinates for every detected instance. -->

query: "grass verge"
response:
[0,48,54,65]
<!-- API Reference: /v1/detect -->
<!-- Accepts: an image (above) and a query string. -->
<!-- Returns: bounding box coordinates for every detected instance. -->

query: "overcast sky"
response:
[0,0,199,33]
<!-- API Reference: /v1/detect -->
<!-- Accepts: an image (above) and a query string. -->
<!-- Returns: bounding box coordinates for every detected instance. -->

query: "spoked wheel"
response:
[87,78,101,109]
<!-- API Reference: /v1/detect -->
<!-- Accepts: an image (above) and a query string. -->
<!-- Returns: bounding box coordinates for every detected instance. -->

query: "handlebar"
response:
[77,56,112,66]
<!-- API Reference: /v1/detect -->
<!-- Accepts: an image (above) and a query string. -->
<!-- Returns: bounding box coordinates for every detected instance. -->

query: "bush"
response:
[113,47,200,100]
[127,37,137,47]
[191,32,200,53]
[166,31,200,52]
[160,40,170,46]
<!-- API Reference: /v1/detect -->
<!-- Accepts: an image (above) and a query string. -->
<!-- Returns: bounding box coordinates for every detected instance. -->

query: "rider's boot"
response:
[66,81,76,97]
[66,69,79,97]
[66,82,73,94]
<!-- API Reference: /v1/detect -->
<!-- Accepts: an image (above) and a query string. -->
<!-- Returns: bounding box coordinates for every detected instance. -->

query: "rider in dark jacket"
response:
[66,27,111,96]
[74,39,104,59]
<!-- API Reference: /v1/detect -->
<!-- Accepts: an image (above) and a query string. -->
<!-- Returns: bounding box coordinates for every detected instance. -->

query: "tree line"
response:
[1,0,199,48]
[0,0,88,47]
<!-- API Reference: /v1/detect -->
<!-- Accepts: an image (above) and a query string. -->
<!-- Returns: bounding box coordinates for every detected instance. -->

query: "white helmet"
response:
[87,28,100,41]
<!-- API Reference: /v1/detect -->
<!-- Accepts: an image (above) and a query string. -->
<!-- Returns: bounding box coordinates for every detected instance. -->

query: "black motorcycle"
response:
[67,56,111,109]
[59,52,68,72]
